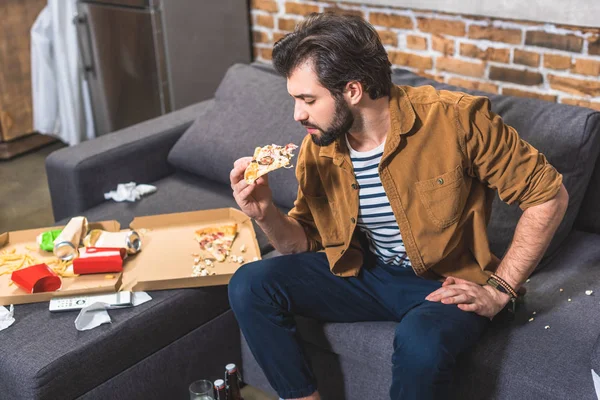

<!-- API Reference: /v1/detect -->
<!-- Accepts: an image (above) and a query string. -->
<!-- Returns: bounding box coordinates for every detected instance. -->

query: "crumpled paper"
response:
[74,292,153,331]
[104,182,157,202]
[0,305,15,331]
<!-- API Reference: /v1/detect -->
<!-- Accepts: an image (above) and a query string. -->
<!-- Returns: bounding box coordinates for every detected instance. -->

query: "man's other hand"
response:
[425,276,511,320]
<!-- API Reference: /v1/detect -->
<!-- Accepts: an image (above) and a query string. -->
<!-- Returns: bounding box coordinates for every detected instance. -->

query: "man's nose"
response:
[294,103,308,122]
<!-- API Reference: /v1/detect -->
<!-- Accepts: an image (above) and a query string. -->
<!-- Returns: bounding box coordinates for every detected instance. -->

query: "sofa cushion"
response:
[168,63,304,209]
[576,147,600,234]
[284,230,600,400]
[56,170,278,255]
[0,286,230,400]
[391,69,600,263]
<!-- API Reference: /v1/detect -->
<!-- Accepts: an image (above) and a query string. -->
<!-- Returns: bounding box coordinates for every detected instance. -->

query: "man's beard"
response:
[303,96,354,147]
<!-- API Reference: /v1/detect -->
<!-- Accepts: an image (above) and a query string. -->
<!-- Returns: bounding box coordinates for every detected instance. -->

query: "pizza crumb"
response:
[237,256,245,264]
[191,253,199,257]
[559,288,564,292]
[586,290,593,296]
[205,259,213,267]
[253,256,259,261]
[544,325,550,330]
[200,269,209,276]
[528,317,534,322]
[240,244,247,253]
[568,298,572,302]
[533,311,537,315]
[194,258,200,265]
[526,278,530,283]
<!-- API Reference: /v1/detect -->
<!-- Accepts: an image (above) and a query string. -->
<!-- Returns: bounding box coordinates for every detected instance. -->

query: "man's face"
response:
[287,63,354,146]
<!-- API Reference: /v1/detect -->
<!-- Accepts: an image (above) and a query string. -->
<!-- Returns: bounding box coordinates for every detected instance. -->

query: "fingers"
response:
[230,157,254,186]
[426,283,475,301]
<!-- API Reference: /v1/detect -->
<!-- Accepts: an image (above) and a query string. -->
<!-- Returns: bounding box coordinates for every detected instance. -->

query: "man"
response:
[228,13,568,400]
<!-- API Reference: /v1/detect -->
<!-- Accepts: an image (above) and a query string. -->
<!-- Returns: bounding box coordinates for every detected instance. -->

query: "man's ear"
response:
[345,81,363,105]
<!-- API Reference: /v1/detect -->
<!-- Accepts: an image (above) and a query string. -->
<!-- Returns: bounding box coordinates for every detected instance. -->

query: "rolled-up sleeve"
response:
[287,143,324,252]
[457,96,563,210]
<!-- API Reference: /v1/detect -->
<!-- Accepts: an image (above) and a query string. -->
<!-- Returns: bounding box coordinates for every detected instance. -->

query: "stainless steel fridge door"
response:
[74,1,164,136]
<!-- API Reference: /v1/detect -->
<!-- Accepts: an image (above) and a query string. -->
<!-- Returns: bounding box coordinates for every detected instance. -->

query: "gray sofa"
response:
[3,62,599,400]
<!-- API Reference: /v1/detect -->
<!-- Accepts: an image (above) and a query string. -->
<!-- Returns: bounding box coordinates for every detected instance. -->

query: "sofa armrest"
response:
[46,100,214,222]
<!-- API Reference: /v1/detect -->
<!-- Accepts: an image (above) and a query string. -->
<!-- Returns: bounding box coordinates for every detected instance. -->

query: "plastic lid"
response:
[225,363,237,372]
[214,379,225,387]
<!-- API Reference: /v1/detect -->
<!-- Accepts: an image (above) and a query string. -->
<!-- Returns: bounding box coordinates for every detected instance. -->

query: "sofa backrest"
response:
[167,63,304,209]
[575,156,600,234]
[169,62,600,262]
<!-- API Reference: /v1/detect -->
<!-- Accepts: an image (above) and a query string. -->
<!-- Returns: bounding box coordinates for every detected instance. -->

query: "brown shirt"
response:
[288,85,562,284]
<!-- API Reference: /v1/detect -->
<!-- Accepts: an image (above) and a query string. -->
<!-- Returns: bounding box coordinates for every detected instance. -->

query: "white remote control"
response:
[49,292,133,312]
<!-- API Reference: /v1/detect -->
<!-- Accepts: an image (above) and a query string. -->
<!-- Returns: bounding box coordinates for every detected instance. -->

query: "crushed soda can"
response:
[83,230,142,255]
[53,217,88,261]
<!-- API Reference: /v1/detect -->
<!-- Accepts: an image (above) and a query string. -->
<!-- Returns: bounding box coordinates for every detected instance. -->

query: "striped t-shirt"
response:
[346,136,411,268]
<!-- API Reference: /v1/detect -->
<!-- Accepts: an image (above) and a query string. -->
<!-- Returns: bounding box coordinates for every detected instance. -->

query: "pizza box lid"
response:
[122,208,261,291]
[0,221,122,306]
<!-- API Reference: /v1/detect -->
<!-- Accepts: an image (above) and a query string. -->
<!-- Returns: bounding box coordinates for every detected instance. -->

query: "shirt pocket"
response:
[415,165,468,229]
[304,195,344,247]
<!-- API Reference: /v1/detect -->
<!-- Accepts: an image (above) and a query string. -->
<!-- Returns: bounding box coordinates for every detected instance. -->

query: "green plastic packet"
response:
[36,229,63,252]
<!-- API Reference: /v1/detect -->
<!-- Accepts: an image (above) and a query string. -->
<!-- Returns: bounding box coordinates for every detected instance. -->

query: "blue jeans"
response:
[228,252,489,400]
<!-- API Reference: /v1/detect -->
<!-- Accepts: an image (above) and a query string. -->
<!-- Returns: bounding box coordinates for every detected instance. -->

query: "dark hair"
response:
[272,13,393,100]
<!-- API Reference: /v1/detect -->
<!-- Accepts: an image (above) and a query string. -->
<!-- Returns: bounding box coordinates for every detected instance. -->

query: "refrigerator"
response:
[74,0,251,136]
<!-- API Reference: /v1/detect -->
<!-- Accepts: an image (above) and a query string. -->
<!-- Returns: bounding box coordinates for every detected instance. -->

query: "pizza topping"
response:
[258,156,274,165]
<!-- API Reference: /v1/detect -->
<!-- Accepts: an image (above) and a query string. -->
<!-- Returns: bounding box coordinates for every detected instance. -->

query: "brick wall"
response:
[250,0,600,111]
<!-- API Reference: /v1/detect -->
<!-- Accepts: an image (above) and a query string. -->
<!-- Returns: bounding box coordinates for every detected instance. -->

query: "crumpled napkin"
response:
[104,182,157,202]
[0,305,15,331]
[74,292,153,331]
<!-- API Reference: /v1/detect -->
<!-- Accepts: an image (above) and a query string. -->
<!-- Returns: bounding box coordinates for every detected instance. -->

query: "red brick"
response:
[447,77,498,94]
[571,58,600,76]
[253,30,270,44]
[431,35,455,56]
[255,14,274,29]
[278,18,298,32]
[468,25,522,44]
[489,66,543,86]
[543,54,572,70]
[377,30,398,47]
[436,57,485,78]
[525,31,583,53]
[561,98,600,111]
[417,18,465,37]
[501,88,557,103]
[259,47,273,60]
[369,12,413,29]
[251,0,278,13]
[459,43,510,63]
[273,32,287,42]
[389,51,433,70]
[406,35,428,51]
[285,2,320,16]
[513,49,540,67]
[417,71,444,82]
[322,5,364,17]
[590,36,600,56]
[548,74,600,97]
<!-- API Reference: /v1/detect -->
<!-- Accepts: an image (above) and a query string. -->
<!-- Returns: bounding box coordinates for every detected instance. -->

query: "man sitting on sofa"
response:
[228,12,569,400]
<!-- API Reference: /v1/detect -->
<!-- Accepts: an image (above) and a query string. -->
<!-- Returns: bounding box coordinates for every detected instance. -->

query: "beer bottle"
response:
[225,363,244,400]
[214,379,226,400]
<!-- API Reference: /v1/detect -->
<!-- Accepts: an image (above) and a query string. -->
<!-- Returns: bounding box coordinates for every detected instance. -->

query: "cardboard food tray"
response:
[122,208,261,292]
[0,221,123,306]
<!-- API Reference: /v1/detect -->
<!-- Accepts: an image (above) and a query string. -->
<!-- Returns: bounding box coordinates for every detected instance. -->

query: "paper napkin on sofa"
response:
[104,182,157,202]
[74,292,153,331]
[0,305,15,331]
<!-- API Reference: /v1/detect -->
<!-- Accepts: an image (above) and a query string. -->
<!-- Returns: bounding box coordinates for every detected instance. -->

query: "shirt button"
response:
[351,183,359,190]
[350,217,356,223]
[437,178,444,185]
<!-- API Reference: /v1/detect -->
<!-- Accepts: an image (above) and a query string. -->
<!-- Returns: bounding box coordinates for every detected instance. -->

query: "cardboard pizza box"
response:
[0,221,122,306]
[122,208,261,292]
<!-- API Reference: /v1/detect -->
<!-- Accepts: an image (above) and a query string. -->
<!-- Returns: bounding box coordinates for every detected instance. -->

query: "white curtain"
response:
[31,0,95,146]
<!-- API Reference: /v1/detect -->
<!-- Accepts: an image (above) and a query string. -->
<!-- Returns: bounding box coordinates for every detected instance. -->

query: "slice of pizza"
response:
[194,223,238,262]
[244,143,298,184]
